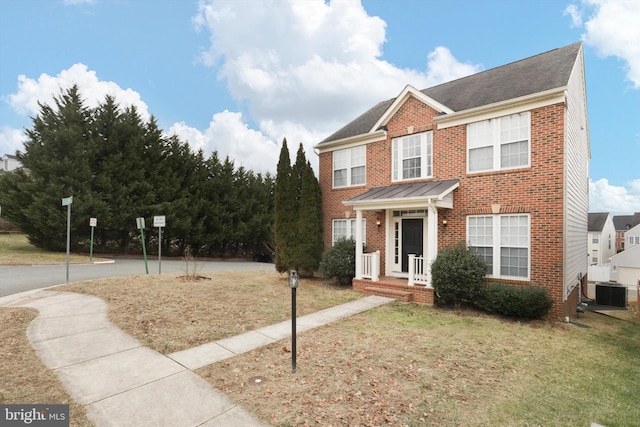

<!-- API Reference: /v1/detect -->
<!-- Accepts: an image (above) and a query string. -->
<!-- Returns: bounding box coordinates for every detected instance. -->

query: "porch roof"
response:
[343,179,459,210]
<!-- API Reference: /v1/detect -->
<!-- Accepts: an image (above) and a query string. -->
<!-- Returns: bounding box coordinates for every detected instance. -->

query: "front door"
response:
[401,218,423,272]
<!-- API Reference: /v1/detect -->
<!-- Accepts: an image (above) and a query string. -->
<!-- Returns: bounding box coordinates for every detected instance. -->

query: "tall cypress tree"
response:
[274,139,294,273]
[296,160,323,274]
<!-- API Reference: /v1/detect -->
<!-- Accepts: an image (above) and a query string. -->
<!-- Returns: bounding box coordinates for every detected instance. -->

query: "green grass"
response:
[0,233,98,265]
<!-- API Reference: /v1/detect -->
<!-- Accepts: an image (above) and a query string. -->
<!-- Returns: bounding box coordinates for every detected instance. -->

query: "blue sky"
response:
[1,0,639,215]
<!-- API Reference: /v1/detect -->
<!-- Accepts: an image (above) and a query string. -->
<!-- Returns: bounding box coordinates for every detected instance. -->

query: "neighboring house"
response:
[0,154,22,173]
[587,212,616,265]
[315,42,590,320]
[610,224,640,287]
[613,213,640,252]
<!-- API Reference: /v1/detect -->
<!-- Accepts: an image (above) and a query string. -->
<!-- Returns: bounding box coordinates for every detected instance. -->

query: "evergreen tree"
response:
[274,139,294,273]
[296,160,323,274]
[2,86,94,250]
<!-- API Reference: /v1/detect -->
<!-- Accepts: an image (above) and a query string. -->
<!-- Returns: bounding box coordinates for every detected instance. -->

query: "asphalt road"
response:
[0,258,275,298]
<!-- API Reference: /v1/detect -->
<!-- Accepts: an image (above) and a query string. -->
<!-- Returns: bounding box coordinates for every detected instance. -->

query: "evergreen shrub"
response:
[319,238,356,285]
[476,283,553,319]
[431,241,488,306]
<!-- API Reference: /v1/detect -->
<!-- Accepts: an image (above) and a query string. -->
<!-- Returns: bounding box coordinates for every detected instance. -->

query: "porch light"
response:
[376,219,381,227]
[442,219,448,226]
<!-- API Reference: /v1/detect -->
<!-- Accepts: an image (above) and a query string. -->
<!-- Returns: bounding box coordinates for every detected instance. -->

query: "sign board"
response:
[153,215,166,227]
[136,217,145,230]
[61,196,73,206]
[89,217,97,227]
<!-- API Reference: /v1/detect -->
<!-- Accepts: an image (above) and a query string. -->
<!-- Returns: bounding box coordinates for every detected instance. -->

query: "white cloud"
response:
[193,0,482,134]
[589,178,640,215]
[7,64,150,121]
[567,0,640,89]
[563,4,583,27]
[0,126,26,156]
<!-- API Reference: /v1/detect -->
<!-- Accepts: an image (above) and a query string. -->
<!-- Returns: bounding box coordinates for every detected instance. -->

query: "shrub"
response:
[476,283,553,319]
[431,241,488,306]
[319,238,356,285]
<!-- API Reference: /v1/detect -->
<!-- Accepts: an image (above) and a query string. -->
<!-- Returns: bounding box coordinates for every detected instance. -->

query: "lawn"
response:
[2,234,640,426]
[0,233,104,265]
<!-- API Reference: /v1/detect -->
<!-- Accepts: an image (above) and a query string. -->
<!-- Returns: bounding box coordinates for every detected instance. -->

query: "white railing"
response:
[361,250,380,282]
[408,254,429,286]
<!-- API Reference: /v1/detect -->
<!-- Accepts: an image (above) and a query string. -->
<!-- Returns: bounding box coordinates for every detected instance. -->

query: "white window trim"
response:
[467,213,531,280]
[392,131,433,182]
[332,218,366,245]
[332,146,366,188]
[467,112,531,174]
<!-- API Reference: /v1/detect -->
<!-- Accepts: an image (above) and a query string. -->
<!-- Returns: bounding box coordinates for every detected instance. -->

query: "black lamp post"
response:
[289,270,299,373]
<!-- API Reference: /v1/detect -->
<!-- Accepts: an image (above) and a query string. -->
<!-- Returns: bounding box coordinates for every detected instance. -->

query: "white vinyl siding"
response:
[332,219,366,245]
[468,214,530,279]
[333,146,366,188]
[392,131,432,181]
[467,112,530,173]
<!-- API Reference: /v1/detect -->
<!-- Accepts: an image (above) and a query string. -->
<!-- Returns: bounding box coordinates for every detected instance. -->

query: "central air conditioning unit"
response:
[595,282,627,308]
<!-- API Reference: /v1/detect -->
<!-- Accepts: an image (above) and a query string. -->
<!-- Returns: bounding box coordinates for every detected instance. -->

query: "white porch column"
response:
[355,209,363,280]
[408,254,415,286]
[426,201,438,287]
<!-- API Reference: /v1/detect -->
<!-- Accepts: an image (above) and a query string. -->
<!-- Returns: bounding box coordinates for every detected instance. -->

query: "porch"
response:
[355,252,435,304]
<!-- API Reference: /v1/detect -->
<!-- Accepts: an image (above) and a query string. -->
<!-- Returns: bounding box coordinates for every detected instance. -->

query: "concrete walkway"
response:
[1,290,393,426]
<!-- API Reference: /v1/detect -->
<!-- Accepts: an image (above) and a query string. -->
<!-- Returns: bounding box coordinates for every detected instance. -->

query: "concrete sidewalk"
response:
[2,290,393,426]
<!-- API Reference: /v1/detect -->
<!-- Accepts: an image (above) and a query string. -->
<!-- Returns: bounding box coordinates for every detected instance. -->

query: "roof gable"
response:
[318,42,582,146]
[588,212,609,232]
[370,85,454,132]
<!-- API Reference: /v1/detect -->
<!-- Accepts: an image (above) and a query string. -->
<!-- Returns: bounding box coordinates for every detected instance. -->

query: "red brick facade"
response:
[319,95,576,319]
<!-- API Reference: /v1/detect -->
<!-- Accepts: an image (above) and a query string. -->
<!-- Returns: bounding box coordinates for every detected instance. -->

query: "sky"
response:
[1,0,639,215]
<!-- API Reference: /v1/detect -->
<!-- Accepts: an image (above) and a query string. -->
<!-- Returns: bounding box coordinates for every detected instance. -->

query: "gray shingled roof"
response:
[346,179,459,204]
[320,42,581,145]
[588,212,609,232]
[613,213,640,231]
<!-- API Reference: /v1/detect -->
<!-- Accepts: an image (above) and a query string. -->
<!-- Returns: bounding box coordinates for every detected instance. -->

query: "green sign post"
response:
[62,196,73,284]
[136,217,149,274]
[89,218,97,261]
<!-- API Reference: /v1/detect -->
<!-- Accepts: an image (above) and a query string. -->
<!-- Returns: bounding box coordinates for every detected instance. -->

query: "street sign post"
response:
[62,196,73,284]
[154,216,166,274]
[89,218,97,261]
[136,217,149,274]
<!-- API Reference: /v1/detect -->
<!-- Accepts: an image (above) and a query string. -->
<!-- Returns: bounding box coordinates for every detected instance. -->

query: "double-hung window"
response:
[332,218,366,245]
[333,146,366,188]
[392,131,432,181]
[467,112,530,173]
[467,214,530,279]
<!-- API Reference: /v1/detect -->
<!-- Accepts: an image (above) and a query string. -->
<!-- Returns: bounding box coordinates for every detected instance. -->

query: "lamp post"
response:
[289,270,299,373]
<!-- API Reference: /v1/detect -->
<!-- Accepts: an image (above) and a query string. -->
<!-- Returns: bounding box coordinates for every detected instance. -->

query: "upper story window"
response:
[467,112,530,173]
[333,146,366,188]
[592,234,599,244]
[392,131,432,182]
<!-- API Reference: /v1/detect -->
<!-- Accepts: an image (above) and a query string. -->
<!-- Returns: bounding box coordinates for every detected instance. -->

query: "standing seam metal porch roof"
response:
[344,179,459,206]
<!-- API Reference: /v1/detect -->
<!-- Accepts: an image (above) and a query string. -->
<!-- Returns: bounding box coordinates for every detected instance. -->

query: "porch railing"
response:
[408,254,429,286]
[361,251,380,282]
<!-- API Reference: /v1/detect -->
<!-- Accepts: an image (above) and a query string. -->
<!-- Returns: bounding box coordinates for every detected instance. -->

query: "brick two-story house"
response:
[315,42,590,320]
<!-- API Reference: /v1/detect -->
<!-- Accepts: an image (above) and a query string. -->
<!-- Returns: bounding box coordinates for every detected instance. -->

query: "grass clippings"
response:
[0,308,93,427]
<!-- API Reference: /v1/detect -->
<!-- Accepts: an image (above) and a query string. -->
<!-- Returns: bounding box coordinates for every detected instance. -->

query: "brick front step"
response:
[364,286,413,302]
